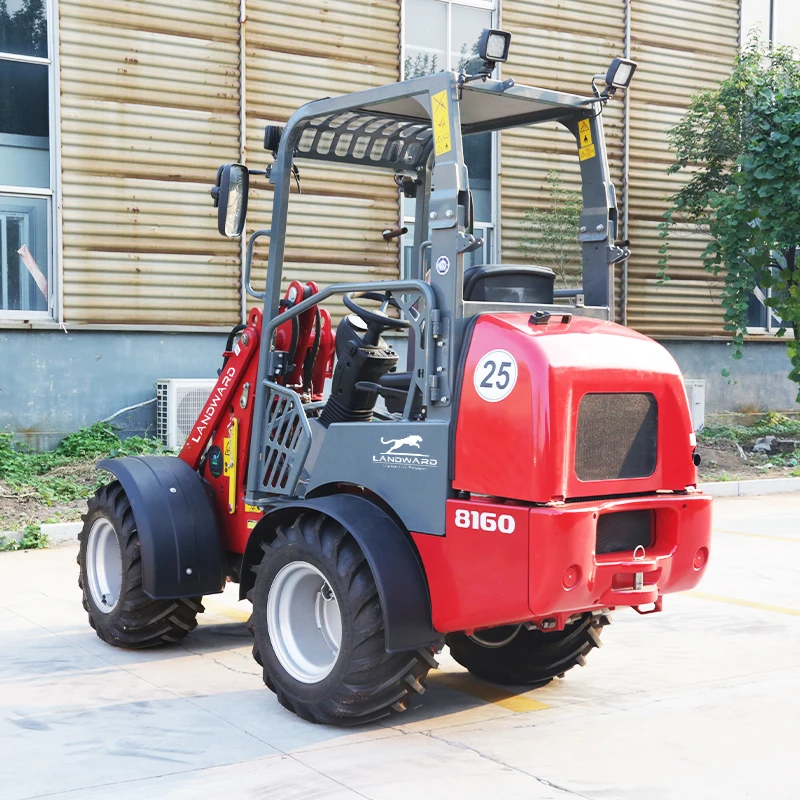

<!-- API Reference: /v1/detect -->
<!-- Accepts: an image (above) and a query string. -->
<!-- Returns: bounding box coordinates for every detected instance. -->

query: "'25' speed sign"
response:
[474,349,518,402]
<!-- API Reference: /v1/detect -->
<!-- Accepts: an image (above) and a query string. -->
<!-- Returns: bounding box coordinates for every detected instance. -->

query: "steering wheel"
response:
[342,291,413,332]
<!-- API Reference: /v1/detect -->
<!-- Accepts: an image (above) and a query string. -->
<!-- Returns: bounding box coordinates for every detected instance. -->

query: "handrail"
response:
[261,279,438,415]
[244,229,271,299]
[261,279,436,342]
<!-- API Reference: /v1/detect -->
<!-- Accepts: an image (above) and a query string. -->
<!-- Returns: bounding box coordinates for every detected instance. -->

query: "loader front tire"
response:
[78,481,203,648]
[249,511,434,725]
[446,613,608,686]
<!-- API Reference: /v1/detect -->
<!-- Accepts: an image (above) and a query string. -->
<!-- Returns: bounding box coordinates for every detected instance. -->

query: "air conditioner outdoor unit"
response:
[684,379,706,433]
[156,379,218,449]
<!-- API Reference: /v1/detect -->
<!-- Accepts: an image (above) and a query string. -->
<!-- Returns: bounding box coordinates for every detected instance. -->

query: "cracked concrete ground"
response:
[1,493,799,800]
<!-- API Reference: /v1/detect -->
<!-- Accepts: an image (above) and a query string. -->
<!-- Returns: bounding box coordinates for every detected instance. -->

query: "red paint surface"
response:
[411,493,711,634]
[179,302,711,629]
[453,314,698,502]
[274,280,335,400]
[179,307,262,471]
[180,282,335,554]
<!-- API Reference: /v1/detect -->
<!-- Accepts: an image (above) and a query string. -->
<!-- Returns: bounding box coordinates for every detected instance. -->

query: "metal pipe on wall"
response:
[769,0,776,45]
[239,0,248,324]
[621,0,631,327]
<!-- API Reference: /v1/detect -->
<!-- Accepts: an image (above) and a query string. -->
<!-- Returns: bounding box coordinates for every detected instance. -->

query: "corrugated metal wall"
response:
[244,0,401,318]
[499,0,626,317]
[56,0,740,333]
[626,0,739,336]
[58,0,242,326]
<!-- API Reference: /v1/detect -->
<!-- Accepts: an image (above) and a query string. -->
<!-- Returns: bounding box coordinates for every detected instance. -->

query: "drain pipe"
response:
[621,0,631,327]
[769,0,776,46]
[239,0,248,324]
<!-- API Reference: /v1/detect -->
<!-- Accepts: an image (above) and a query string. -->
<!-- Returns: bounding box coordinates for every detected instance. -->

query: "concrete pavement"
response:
[1,494,799,800]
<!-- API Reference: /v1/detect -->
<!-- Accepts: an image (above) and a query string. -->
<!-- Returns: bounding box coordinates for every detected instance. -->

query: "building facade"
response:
[0,0,797,446]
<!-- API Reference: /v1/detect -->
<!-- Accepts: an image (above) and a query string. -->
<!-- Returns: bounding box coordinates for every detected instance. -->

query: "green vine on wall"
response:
[659,37,800,400]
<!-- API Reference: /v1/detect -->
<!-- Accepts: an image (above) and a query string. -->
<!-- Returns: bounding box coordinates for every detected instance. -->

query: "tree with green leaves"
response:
[659,37,800,399]
[519,170,582,289]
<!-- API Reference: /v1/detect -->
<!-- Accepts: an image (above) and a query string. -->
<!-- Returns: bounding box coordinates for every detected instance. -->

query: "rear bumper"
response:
[528,493,712,616]
[412,493,712,634]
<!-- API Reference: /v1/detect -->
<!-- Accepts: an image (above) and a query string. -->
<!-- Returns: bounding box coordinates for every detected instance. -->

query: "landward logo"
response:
[381,435,422,454]
[373,435,437,469]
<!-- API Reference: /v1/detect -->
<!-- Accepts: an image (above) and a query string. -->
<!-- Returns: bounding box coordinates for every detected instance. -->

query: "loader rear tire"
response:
[446,613,608,686]
[248,511,434,725]
[78,481,204,648]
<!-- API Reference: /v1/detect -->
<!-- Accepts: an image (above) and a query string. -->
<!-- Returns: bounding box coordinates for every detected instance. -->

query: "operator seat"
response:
[376,265,556,414]
[462,264,555,304]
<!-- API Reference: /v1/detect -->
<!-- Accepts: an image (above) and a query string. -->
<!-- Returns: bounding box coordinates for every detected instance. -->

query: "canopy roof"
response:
[289,74,592,171]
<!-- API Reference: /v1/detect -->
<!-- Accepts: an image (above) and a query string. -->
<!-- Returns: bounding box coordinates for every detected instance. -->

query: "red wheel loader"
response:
[78,35,712,725]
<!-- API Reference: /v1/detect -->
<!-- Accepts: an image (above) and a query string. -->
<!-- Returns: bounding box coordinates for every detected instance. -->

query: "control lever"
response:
[457,233,484,255]
[607,240,631,265]
[382,226,408,242]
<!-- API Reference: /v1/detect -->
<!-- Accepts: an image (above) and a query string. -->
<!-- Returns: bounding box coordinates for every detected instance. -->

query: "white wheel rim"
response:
[267,561,342,683]
[469,624,522,649]
[86,518,123,614]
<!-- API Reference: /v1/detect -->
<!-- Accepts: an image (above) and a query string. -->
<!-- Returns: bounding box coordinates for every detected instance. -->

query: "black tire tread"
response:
[446,613,608,687]
[249,511,433,725]
[78,481,204,649]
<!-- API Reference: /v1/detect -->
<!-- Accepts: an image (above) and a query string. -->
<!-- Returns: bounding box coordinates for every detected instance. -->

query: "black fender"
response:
[97,456,225,600]
[241,494,436,653]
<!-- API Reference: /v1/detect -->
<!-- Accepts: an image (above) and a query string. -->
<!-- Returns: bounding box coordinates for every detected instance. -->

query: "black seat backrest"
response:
[463,265,556,304]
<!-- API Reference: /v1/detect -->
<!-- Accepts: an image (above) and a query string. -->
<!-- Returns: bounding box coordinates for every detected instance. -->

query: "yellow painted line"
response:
[428,671,550,713]
[199,604,550,711]
[202,599,251,623]
[714,528,799,544]
[688,591,800,618]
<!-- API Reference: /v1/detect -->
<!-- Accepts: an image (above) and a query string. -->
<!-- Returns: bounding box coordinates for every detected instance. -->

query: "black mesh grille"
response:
[596,510,653,555]
[575,393,657,482]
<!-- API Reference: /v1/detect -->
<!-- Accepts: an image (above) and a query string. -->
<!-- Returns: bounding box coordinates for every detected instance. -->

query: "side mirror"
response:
[211,163,249,238]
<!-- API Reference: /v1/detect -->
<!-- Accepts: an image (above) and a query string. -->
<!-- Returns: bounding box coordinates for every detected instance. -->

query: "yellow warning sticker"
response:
[223,437,232,476]
[247,519,258,529]
[244,503,261,514]
[579,143,596,162]
[578,119,593,149]
[431,90,452,157]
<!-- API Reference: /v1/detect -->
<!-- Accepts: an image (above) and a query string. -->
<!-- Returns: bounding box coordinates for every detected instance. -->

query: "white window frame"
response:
[741,0,800,49]
[746,272,794,337]
[400,0,499,269]
[746,284,781,335]
[0,0,61,322]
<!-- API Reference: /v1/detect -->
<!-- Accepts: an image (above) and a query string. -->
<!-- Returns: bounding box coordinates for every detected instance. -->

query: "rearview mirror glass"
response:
[215,163,249,238]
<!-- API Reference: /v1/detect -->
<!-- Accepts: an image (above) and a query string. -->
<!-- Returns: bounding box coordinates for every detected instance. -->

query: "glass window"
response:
[404,0,447,78]
[0,61,50,188]
[773,0,800,48]
[740,0,771,43]
[0,0,48,58]
[1,0,53,317]
[747,263,788,334]
[402,0,497,273]
[450,4,490,71]
[741,0,800,48]
[0,196,49,312]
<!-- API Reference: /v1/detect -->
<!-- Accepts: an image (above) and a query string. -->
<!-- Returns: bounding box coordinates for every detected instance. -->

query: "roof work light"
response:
[478,29,511,65]
[462,29,512,82]
[605,57,637,90]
